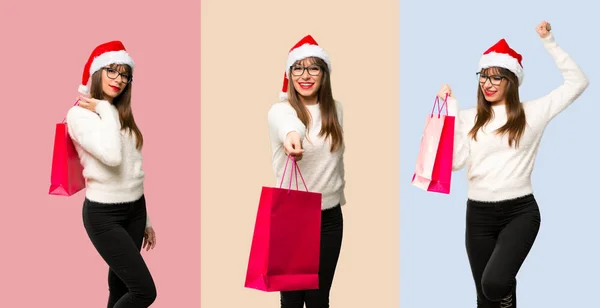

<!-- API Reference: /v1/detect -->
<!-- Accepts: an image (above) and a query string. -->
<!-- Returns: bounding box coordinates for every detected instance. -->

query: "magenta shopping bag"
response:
[412,94,455,194]
[245,155,322,292]
[48,101,85,196]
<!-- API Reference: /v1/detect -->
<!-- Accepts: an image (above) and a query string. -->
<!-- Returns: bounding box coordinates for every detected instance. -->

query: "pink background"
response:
[0,1,200,307]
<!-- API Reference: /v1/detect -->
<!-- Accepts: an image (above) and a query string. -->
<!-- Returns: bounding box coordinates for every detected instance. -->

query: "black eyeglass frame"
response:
[289,64,324,77]
[476,72,505,86]
[103,67,133,84]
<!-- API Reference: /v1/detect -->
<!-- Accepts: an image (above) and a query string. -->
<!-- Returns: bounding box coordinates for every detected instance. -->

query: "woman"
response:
[438,21,588,307]
[66,41,157,308]
[267,35,346,308]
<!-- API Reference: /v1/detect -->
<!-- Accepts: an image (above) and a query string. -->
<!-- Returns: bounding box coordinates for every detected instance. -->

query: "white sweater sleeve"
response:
[66,100,123,167]
[267,102,307,143]
[446,97,470,171]
[336,101,347,205]
[146,213,152,228]
[525,33,589,122]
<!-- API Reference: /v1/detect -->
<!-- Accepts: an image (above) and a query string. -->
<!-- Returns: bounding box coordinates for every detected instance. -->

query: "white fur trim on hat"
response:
[479,52,524,86]
[89,50,135,76]
[285,44,331,77]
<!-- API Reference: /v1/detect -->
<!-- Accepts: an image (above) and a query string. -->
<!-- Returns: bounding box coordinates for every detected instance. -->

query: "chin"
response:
[103,93,120,102]
[482,93,497,101]
[298,88,318,96]
[300,94,317,101]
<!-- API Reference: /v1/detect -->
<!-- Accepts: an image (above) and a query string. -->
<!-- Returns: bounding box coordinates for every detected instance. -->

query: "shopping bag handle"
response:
[61,99,82,123]
[279,154,309,192]
[431,93,449,118]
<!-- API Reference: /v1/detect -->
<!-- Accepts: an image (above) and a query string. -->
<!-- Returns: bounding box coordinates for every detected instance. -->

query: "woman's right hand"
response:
[77,95,101,113]
[437,84,453,100]
[284,131,304,161]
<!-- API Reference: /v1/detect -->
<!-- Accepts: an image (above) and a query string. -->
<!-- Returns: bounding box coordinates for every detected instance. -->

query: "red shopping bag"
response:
[245,155,322,292]
[411,94,455,194]
[48,102,85,196]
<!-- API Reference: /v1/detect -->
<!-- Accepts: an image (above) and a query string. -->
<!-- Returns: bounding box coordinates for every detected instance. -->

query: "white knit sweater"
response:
[66,100,151,228]
[267,101,346,210]
[448,33,589,202]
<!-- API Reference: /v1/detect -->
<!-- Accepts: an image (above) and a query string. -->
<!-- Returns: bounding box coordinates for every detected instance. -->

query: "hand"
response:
[536,21,551,38]
[284,131,304,161]
[437,84,453,100]
[77,95,101,113]
[143,227,156,251]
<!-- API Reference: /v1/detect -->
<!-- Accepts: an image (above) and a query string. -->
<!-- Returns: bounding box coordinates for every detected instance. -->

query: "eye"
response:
[292,66,303,71]
[106,68,116,73]
[308,66,320,72]
[491,76,503,81]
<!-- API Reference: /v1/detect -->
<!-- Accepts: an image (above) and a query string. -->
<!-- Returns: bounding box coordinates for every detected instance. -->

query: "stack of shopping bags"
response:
[411,94,455,194]
[244,155,322,292]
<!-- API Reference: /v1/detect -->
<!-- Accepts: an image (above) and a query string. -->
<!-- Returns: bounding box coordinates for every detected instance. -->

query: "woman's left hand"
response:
[536,21,551,39]
[143,227,156,251]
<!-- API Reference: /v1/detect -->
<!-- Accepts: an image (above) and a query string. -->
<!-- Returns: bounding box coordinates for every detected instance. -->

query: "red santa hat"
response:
[280,35,331,101]
[78,40,135,94]
[478,39,524,86]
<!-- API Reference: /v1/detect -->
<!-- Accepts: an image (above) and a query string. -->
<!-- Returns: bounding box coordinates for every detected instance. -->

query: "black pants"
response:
[280,205,344,308]
[466,194,541,308]
[83,195,157,308]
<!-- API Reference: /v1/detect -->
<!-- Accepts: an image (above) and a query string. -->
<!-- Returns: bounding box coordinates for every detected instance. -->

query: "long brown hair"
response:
[90,64,144,150]
[468,67,526,148]
[287,57,343,152]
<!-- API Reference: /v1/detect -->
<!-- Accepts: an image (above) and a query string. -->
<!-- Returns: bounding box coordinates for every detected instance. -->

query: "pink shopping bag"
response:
[245,155,322,292]
[48,101,85,196]
[412,94,455,194]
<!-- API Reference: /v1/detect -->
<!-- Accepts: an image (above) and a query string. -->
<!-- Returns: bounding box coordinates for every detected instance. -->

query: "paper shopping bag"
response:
[49,105,85,196]
[412,94,455,194]
[245,155,322,292]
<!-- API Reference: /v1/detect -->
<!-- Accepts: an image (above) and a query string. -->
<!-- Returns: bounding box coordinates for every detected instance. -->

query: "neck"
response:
[490,99,506,107]
[103,95,114,104]
[299,95,318,106]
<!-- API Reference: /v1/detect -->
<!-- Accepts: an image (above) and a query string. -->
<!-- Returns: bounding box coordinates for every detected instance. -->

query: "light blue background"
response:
[400,1,598,307]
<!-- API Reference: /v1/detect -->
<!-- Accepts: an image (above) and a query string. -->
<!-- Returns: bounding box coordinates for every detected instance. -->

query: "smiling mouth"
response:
[110,85,120,91]
[483,90,496,96]
[299,82,314,89]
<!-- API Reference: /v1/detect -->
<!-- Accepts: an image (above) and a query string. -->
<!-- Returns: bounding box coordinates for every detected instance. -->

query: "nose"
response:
[483,78,493,88]
[301,69,311,79]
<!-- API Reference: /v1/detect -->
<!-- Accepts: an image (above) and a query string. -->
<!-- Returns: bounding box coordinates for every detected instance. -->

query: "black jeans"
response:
[280,205,344,308]
[83,195,157,308]
[466,194,541,308]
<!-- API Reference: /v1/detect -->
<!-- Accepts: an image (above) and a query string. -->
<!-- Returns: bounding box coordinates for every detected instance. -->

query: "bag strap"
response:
[278,154,309,192]
[61,99,81,123]
[431,93,449,118]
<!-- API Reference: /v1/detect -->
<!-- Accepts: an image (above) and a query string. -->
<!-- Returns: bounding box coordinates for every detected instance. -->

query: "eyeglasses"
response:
[103,67,132,83]
[477,72,504,86]
[290,65,322,77]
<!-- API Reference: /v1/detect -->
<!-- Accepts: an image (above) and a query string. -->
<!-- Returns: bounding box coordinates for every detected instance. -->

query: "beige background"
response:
[201,1,399,306]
